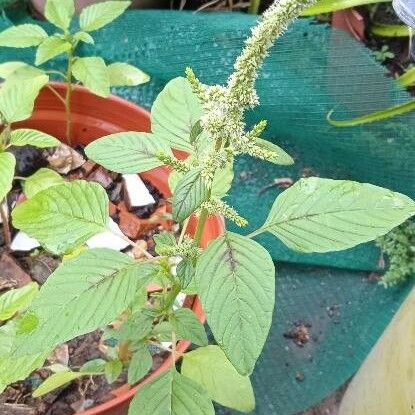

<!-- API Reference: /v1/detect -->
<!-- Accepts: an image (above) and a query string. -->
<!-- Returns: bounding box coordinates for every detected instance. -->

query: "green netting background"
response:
[1,6,414,414]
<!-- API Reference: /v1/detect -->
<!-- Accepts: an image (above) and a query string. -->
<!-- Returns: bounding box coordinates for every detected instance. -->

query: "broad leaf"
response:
[108,62,149,86]
[45,0,74,30]
[170,308,208,346]
[0,75,48,123]
[0,24,48,47]
[12,181,108,254]
[255,177,415,253]
[73,31,94,44]
[36,36,72,66]
[151,77,202,152]
[182,346,255,412]
[0,282,38,321]
[0,62,45,83]
[196,232,275,375]
[24,168,64,198]
[14,249,154,355]
[34,369,101,397]
[10,129,59,148]
[72,57,110,98]
[0,152,15,202]
[85,132,173,174]
[255,138,294,165]
[0,322,47,393]
[80,1,131,32]
[128,345,152,384]
[128,369,214,415]
[105,359,123,383]
[172,169,209,223]
[176,258,195,289]
[80,359,106,373]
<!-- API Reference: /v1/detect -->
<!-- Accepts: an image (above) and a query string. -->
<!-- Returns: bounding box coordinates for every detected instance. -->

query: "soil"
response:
[0,143,171,415]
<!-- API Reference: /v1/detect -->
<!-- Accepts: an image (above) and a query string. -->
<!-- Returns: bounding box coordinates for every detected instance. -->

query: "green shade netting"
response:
[1,8,414,413]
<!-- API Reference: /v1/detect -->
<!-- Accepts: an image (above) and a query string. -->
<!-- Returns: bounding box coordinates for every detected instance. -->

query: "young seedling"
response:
[0,75,60,246]
[2,0,415,412]
[0,0,149,144]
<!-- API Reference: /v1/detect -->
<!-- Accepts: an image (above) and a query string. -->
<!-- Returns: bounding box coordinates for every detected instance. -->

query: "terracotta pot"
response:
[332,8,366,41]
[17,82,225,415]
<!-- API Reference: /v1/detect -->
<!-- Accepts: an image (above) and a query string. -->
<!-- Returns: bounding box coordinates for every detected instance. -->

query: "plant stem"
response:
[65,48,74,145]
[0,200,11,247]
[171,331,177,362]
[178,217,190,245]
[194,208,208,246]
[46,85,66,107]
[248,0,261,14]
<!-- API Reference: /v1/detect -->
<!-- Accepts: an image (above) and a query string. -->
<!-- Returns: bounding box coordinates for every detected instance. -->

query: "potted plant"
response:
[2,0,415,414]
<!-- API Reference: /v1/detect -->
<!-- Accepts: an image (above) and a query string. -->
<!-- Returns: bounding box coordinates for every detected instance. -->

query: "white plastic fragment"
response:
[10,231,40,251]
[86,218,129,250]
[173,292,187,310]
[123,174,155,207]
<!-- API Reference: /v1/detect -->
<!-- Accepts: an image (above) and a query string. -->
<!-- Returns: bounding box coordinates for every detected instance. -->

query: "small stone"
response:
[47,143,85,174]
[0,252,32,288]
[132,240,148,259]
[48,344,69,366]
[295,372,305,382]
[88,166,114,189]
[86,218,129,251]
[123,174,155,209]
[10,231,40,252]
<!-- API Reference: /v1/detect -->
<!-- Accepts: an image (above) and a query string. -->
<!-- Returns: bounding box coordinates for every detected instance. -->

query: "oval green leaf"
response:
[80,1,131,32]
[0,152,15,202]
[72,57,110,98]
[23,168,64,199]
[12,181,108,254]
[10,129,60,148]
[108,62,149,87]
[151,77,202,152]
[182,345,255,413]
[45,0,75,31]
[172,169,209,223]
[0,282,39,321]
[0,24,48,47]
[255,177,415,253]
[35,36,72,66]
[196,232,275,375]
[85,132,172,174]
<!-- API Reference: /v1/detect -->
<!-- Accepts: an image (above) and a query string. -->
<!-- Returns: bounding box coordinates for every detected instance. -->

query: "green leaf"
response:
[108,62,149,86]
[12,181,108,254]
[151,77,203,152]
[128,369,214,415]
[23,168,64,199]
[176,258,195,289]
[154,233,177,256]
[34,370,98,397]
[170,308,207,346]
[254,177,415,253]
[0,322,48,394]
[371,23,409,38]
[327,101,415,127]
[73,31,94,44]
[16,312,39,334]
[72,57,110,98]
[0,24,48,47]
[189,120,203,144]
[301,0,388,16]
[35,36,72,66]
[80,1,131,32]
[0,75,48,123]
[196,232,275,375]
[45,0,74,30]
[10,129,59,148]
[212,164,233,198]
[80,359,106,373]
[0,152,15,202]
[105,359,123,383]
[255,138,294,165]
[85,132,173,174]
[182,345,255,412]
[0,62,45,83]
[14,249,154,355]
[398,67,415,87]
[128,345,152,384]
[172,169,209,223]
[0,282,39,321]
